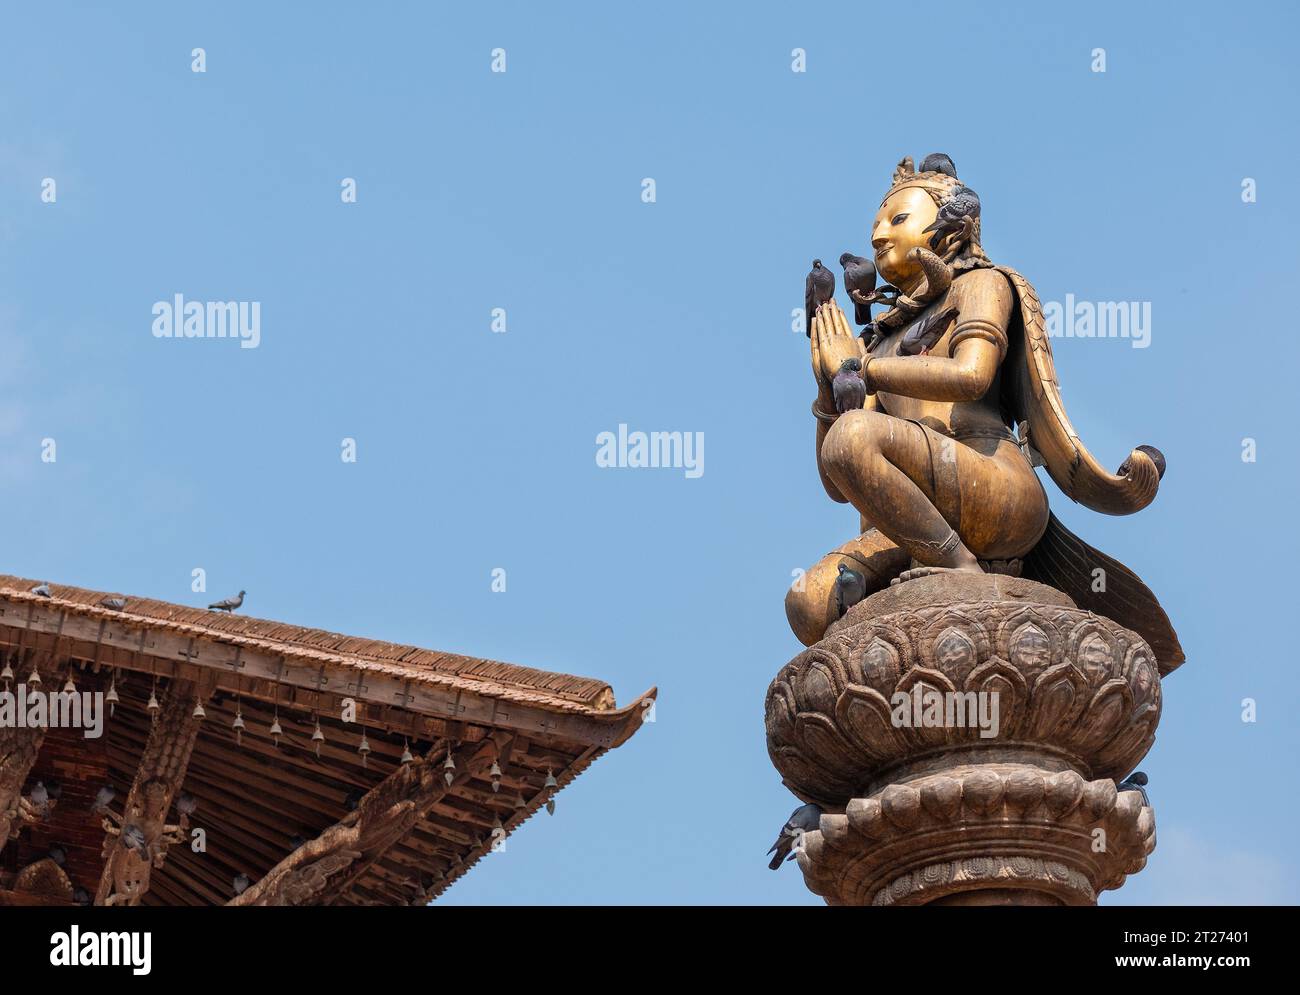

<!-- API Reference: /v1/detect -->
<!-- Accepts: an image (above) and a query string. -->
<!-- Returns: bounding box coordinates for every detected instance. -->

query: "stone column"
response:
[766,574,1159,906]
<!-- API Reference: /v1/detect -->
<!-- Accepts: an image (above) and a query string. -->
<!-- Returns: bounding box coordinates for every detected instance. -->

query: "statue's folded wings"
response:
[998,267,1183,676]
[999,268,1162,515]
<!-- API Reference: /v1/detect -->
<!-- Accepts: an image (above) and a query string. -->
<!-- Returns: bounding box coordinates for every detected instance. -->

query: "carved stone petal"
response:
[1004,768,1046,813]
[920,776,963,821]
[962,769,1004,815]
[835,685,906,763]
[847,797,885,840]
[880,783,922,830]
[1043,769,1085,818]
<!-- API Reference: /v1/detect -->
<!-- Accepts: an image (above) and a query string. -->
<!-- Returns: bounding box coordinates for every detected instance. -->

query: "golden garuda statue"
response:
[787,153,1182,675]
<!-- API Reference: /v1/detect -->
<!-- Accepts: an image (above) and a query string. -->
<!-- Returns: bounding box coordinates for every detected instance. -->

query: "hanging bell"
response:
[192,700,206,720]
[311,720,325,758]
[232,710,245,746]
[63,673,76,693]
[26,666,41,688]
[147,689,160,718]
[269,717,283,747]
[490,760,502,793]
[1,659,13,684]
[513,793,526,810]
[443,751,456,786]
[544,769,559,816]
[399,740,413,765]
[358,732,371,768]
[105,680,119,717]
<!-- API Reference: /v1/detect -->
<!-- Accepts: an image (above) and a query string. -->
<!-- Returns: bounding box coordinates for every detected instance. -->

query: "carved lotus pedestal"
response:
[766,574,1160,906]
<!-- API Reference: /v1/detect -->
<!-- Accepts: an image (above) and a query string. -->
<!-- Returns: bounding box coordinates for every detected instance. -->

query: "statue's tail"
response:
[1023,513,1184,676]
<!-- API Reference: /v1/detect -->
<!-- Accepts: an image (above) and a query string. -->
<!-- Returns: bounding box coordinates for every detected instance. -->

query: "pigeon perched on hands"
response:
[48,845,66,867]
[176,792,197,818]
[919,152,957,177]
[900,304,959,357]
[804,259,836,336]
[344,789,364,812]
[208,590,245,612]
[922,186,980,250]
[767,803,823,869]
[839,253,877,327]
[92,785,116,814]
[834,564,868,618]
[28,781,48,809]
[31,583,51,598]
[233,873,251,896]
[832,358,867,414]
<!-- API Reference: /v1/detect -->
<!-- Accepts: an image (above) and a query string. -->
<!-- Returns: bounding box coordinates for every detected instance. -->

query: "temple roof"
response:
[0,575,653,905]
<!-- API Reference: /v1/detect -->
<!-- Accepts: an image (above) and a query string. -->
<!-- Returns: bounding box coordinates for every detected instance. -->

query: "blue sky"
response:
[1,1,1297,904]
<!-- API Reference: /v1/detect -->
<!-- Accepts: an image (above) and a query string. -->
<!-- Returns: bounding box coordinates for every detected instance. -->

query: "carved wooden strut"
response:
[95,680,205,906]
[229,734,512,906]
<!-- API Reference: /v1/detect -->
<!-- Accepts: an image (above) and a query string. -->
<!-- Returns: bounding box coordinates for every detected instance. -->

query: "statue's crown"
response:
[882,154,991,273]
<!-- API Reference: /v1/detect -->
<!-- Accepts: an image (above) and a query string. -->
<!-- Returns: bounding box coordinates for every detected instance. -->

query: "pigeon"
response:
[804,259,836,336]
[176,792,197,818]
[834,563,868,618]
[233,873,251,896]
[92,785,116,814]
[208,590,245,612]
[73,888,91,906]
[289,834,306,851]
[839,253,877,327]
[1117,770,1151,806]
[344,789,364,812]
[28,781,48,809]
[919,152,957,177]
[99,596,127,611]
[900,304,959,357]
[1118,445,1167,480]
[832,358,867,414]
[31,583,51,598]
[48,845,66,867]
[767,803,823,869]
[922,185,981,250]
[122,824,147,853]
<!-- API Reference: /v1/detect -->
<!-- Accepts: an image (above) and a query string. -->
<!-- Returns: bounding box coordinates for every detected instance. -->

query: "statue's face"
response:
[871,187,940,288]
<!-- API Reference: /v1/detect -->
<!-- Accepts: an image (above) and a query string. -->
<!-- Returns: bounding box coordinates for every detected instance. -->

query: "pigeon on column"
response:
[834,563,869,618]
[1117,770,1151,806]
[767,803,824,869]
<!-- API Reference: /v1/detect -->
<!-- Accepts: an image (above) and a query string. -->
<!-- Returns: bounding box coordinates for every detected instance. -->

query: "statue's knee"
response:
[785,577,830,647]
[823,410,883,474]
